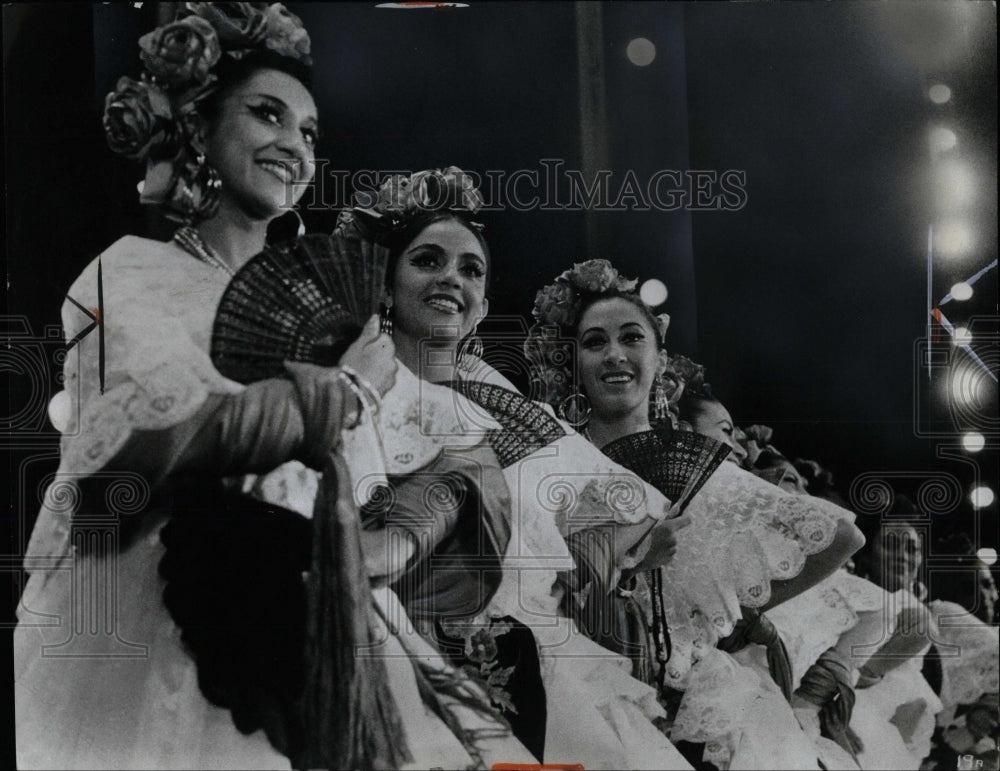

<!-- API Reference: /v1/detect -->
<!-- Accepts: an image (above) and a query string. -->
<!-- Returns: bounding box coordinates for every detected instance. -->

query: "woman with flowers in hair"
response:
[337,168,702,769]
[525,259,866,769]
[13,7,534,770]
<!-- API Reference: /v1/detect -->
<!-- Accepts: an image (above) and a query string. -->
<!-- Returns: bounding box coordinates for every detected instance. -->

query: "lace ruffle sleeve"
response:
[658,461,851,689]
[26,238,244,569]
[764,569,889,689]
[433,364,675,623]
[59,238,243,475]
[931,600,999,713]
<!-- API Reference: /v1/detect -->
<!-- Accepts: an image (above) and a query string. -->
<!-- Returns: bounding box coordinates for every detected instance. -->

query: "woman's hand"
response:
[284,357,372,467]
[635,512,692,570]
[657,512,691,561]
[340,314,397,397]
[853,601,939,681]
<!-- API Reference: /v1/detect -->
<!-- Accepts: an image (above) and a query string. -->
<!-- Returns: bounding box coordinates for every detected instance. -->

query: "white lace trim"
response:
[672,646,825,770]
[657,462,849,690]
[931,600,999,712]
[765,569,890,689]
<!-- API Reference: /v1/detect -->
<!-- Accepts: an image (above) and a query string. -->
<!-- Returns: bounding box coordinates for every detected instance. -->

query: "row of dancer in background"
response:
[731,425,999,770]
[523,258,997,771]
[627,353,998,769]
[524,259,868,769]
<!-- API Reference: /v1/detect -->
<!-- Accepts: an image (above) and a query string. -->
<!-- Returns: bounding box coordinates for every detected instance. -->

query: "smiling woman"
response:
[525,259,867,769]
[197,57,318,226]
[386,215,490,380]
[12,6,411,769]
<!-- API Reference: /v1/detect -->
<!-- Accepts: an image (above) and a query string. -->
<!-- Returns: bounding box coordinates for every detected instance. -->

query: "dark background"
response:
[3,4,997,758]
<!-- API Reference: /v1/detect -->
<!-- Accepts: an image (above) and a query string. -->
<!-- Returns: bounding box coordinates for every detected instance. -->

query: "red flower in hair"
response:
[183,3,269,50]
[103,77,173,160]
[139,16,221,86]
[262,4,312,65]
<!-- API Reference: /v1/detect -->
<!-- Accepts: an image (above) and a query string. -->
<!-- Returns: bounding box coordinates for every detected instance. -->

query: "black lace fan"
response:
[601,426,731,515]
[211,233,387,384]
[440,380,567,468]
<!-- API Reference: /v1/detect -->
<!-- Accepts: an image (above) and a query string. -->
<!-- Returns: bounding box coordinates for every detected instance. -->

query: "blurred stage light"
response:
[932,160,976,210]
[970,486,995,509]
[953,326,973,345]
[928,84,952,104]
[962,431,986,452]
[951,363,983,405]
[929,126,957,155]
[977,547,998,566]
[934,220,974,257]
[950,281,974,301]
[640,278,668,306]
[626,37,656,66]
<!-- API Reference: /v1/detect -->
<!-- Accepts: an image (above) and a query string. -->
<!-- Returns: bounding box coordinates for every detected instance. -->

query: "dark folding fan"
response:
[601,427,731,515]
[441,380,567,468]
[207,232,407,767]
[599,427,730,672]
[211,232,386,384]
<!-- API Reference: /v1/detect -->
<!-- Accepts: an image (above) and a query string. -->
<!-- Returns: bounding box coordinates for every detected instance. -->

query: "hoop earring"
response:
[379,301,393,336]
[652,374,670,421]
[558,390,591,428]
[458,333,484,373]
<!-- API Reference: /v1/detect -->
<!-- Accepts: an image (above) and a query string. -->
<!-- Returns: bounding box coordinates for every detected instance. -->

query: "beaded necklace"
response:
[173,226,237,278]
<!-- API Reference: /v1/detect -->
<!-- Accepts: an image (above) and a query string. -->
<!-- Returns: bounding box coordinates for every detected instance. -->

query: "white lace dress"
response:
[929,600,999,727]
[737,569,889,770]
[646,462,859,770]
[15,237,537,770]
[416,363,695,769]
[461,363,864,770]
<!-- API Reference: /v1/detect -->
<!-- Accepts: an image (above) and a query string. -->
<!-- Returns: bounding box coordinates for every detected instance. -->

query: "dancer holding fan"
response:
[525,261,866,770]
[15,7,535,770]
[334,168,712,769]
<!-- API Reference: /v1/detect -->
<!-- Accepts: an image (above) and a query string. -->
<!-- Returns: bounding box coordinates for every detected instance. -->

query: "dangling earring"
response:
[175,151,221,225]
[558,390,592,428]
[380,298,393,336]
[653,374,670,421]
[458,331,485,372]
[292,207,305,237]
